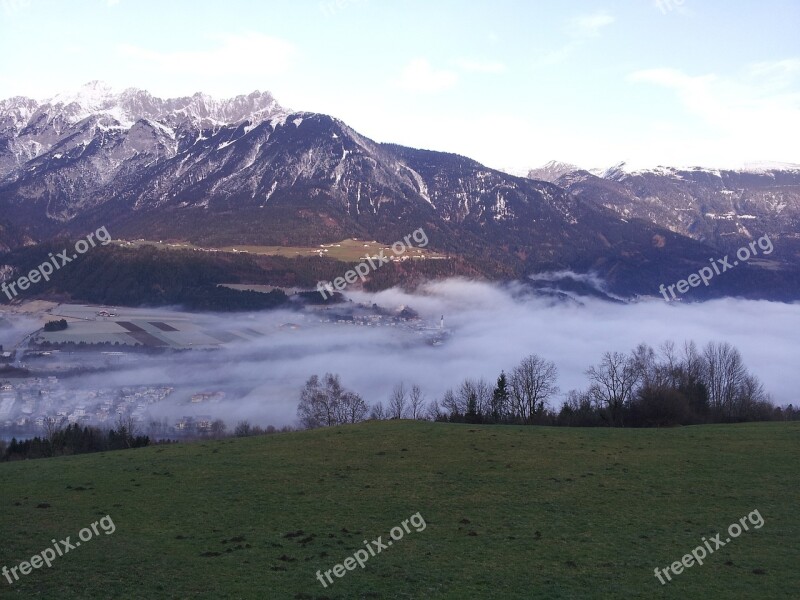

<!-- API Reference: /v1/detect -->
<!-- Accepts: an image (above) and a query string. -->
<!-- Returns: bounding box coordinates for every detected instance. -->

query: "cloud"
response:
[749,58,800,75]
[747,58,800,90]
[568,11,615,38]
[394,58,458,93]
[651,0,690,16]
[4,281,797,431]
[455,59,508,74]
[117,33,296,78]
[1,0,30,16]
[534,10,615,68]
[628,64,800,164]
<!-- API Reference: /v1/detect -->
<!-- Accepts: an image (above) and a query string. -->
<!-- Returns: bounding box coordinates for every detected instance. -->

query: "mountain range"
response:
[1,82,799,301]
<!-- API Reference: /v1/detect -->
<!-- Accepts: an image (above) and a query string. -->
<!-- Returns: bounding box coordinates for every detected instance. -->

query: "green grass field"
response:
[116,238,446,262]
[0,421,798,599]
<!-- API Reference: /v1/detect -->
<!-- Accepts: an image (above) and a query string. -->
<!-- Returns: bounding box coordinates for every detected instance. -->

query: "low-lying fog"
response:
[2,279,798,429]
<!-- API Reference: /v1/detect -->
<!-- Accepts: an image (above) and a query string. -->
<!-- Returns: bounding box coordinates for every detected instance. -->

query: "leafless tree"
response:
[337,390,368,424]
[559,389,600,427]
[703,341,746,419]
[43,415,66,442]
[736,373,768,417]
[297,373,367,428]
[297,374,337,428]
[586,351,639,427]
[427,399,445,421]
[210,419,227,438]
[388,382,407,419]
[681,341,706,385]
[235,420,253,437]
[441,379,492,420]
[467,379,492,417]
[631,343,664,390]
[441,388,462,417]
[409,384,426,420]
[39,416,67,457]
[510,355,559,423]
[657,341,680,387]
[114,414,141,448]
[369,401,386,420]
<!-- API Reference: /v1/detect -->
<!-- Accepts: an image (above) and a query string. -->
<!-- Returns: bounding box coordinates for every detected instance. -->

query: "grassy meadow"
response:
[0,421,797,599]
[116,238,446,262]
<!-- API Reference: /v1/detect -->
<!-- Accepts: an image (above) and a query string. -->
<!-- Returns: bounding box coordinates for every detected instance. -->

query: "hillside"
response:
[4,84,800,300]
[0,421,797,599]
[529,162,800,266]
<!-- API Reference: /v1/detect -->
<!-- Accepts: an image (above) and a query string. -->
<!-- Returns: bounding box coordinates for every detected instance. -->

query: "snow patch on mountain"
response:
[0,82,288,179]
[529,159,800,183]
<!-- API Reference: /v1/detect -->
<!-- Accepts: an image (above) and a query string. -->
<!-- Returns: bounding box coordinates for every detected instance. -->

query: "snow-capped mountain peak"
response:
[527,160,582,183]
[32,82,287,128]
[47,80,117,112]
[0,83,289,177]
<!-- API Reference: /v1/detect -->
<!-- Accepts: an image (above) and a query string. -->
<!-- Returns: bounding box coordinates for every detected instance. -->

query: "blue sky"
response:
[1,0,798,171]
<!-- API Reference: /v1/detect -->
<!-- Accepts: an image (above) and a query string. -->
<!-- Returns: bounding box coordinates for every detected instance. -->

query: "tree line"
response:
[0,417,149,462]
[296,340,798,429]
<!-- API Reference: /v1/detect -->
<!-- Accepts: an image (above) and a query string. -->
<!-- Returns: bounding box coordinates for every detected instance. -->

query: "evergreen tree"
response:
[492,371,510,423]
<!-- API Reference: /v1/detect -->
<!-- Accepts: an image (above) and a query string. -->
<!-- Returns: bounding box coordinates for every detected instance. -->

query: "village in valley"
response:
[0,298,450,440]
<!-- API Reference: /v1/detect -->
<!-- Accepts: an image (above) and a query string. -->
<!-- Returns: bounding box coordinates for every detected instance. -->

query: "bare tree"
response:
[210,419,227,438]
[681,341,706,386]
[409,385,426,420]
[441,388,462,417]
[43,415,66,442]
[658,341,680,387]
[115,414,141,448]
[370,401,386,420]
[297,373,367,428]
[558,389,600,427]
[234,420,253,437]
[457,379,479,419]
[471,379,493,417]
[42,416,67,457]
[736,373,768,417]
[388,382,407,419]
[631,343,665,390]
[703,341,746,420]
[337,390,368,424]
[297,374,336,429]
[586,351,639,427]
[427,399,445,421]
[510,355,559,424]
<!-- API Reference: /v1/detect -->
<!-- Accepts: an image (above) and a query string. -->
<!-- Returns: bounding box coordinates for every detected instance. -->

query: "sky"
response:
[1,0,799,172]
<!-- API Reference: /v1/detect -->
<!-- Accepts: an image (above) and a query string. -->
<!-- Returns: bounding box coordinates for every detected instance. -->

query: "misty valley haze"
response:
[3,280,796,432]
